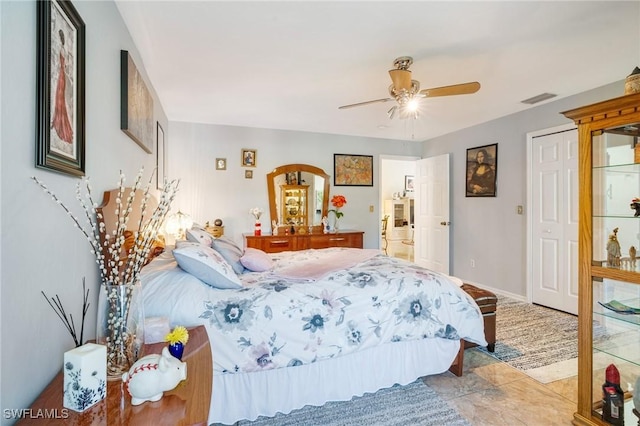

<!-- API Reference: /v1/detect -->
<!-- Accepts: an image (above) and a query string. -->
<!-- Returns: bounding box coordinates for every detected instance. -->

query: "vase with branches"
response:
[34,168,180,378]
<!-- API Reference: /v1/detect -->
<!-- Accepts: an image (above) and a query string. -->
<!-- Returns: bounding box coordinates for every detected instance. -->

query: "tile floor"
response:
[383,238,414,262]
[424,348,578,425]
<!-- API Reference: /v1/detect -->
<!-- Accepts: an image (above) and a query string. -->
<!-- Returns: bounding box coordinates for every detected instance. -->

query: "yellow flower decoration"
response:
[164,325,189,345]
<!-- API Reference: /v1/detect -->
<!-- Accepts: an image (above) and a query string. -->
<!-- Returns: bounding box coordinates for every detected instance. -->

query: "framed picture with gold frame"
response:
[245,170,253,179]
[241,149,256,167]
[215,158,226,170]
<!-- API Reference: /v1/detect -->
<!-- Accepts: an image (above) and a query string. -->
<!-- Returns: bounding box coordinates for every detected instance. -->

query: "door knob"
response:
[440,221,451,226]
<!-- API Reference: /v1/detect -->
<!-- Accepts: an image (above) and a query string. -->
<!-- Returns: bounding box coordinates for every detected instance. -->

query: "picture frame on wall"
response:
[241,149,256,167]
[216,158,227,170]
[36,0,86,177]
[121,50,154,153]
[156,122,165,189]
[466,143,498,197]
[334,154,373,186]
[245,170,253,179]
[404,175,414,192]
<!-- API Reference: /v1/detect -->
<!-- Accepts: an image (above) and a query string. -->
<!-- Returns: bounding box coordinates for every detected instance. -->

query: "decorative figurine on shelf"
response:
[631,246,637,268]
[272,220,279,236]
[631,198,640,217]
[607,227,622,268]
[164,325,189,360]
[322,216,329,234]
[122,346,187,406]
[602,364,624,425]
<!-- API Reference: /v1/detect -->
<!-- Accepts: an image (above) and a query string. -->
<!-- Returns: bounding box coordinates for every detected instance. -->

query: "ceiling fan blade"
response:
[420,81,481,98]
[338,97,394,109]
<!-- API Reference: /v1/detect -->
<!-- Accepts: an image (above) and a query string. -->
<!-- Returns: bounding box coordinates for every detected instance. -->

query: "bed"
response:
[139,233,487,425]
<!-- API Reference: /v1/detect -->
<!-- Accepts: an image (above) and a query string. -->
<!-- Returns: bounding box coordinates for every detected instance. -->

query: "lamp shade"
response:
[165,211,193,239]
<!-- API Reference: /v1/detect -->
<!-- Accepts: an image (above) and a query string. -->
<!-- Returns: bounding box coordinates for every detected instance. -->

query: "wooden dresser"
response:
[245,230,364,253]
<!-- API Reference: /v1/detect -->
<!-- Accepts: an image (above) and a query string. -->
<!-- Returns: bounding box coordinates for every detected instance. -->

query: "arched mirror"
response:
[267,164,330,233]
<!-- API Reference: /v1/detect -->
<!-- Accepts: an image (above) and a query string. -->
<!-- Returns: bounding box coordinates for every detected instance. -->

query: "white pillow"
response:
[173,244,242,289]
[240,248,274,272]
[211,236,246,275]
[185,228,214,247]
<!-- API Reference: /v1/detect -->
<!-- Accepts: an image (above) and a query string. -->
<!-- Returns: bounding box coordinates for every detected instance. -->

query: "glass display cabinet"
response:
[281,184,309,226]
[562,92,640,426]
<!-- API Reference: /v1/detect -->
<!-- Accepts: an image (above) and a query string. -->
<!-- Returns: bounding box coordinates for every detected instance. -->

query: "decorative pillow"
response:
[186,228,214,247]
[173,244,242,289]
[240,248,274,272]
[211,236,246,275]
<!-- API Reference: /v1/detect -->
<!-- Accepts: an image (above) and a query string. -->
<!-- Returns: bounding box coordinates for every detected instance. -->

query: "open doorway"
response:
[379,156,418,262]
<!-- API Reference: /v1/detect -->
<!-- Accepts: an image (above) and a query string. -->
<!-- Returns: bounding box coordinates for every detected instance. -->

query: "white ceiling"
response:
[115,1,640,142]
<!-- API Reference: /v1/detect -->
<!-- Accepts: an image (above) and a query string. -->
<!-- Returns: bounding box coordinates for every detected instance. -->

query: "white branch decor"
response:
[33,168,180,377]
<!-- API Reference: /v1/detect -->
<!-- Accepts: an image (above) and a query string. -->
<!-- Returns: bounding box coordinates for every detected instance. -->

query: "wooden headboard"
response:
[96,188,158,239]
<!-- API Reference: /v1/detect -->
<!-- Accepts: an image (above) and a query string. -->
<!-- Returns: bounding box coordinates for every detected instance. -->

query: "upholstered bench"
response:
[461,283,497,352]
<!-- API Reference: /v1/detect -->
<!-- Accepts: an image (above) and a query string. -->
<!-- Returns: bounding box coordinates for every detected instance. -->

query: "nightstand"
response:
[18,325,212,426]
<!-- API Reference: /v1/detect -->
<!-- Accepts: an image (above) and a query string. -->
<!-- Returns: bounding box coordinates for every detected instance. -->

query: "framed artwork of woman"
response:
[466,143,498,197]
[36,0,86,177]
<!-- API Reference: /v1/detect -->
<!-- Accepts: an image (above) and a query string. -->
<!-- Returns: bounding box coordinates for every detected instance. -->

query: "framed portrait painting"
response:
[241,149,256,167]
[466,143,498,197]
[36,0,86,177]
[334,154,373,186]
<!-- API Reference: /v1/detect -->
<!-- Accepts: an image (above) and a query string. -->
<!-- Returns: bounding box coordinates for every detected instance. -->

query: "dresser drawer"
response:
[244,231,363,253]
[245,235,297,253]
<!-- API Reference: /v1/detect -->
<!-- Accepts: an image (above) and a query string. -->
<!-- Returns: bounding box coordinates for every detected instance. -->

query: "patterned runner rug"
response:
[234,379,470,426]
[476,295,617,381]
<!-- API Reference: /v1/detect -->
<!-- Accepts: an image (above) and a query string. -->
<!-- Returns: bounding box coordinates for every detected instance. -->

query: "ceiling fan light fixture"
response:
[389,69,412,91]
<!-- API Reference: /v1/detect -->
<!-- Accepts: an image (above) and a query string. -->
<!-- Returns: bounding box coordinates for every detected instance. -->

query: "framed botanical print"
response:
[36,0,86,177]
[466,143,498,197]
[334,154,373,186]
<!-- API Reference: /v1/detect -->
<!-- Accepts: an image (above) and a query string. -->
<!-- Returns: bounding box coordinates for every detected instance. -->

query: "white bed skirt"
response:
[210,337,460,425]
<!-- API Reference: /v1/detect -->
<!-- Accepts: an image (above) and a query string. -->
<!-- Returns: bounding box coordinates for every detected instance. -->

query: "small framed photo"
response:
[215,158,226,170]
[286,171,301,185]
[404,175,414,192]
[241,149,256,167]
[245,170,253,179]
[466,143,498,197]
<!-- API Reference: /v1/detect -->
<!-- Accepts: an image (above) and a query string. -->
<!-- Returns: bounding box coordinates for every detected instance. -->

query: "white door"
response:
[531,128,579,315]
[415,154,450,274]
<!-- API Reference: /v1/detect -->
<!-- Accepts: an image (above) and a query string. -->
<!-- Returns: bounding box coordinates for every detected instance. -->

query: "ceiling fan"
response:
[338,56,480,120]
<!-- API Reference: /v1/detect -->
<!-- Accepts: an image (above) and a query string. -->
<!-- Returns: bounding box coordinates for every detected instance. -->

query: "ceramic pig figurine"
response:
[122,346,187,405]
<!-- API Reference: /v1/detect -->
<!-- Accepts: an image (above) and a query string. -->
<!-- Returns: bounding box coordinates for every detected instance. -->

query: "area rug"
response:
[476,295,617,382]
[234,379,470,426]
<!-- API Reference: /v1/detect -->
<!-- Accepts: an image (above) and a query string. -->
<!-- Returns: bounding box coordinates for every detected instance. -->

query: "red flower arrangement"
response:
[329,195,347,218]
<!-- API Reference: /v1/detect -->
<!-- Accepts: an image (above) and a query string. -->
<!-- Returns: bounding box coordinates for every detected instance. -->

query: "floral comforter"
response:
[142,248,487,375]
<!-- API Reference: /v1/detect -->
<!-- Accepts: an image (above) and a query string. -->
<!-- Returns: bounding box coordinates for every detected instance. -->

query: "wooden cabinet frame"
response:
[562,92,640,426]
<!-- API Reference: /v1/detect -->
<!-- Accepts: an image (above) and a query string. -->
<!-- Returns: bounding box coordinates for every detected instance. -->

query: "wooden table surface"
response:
[17,325,212,426]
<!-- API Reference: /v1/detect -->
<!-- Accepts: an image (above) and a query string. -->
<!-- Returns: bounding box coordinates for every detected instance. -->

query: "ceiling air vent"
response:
[521,93,557,105]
